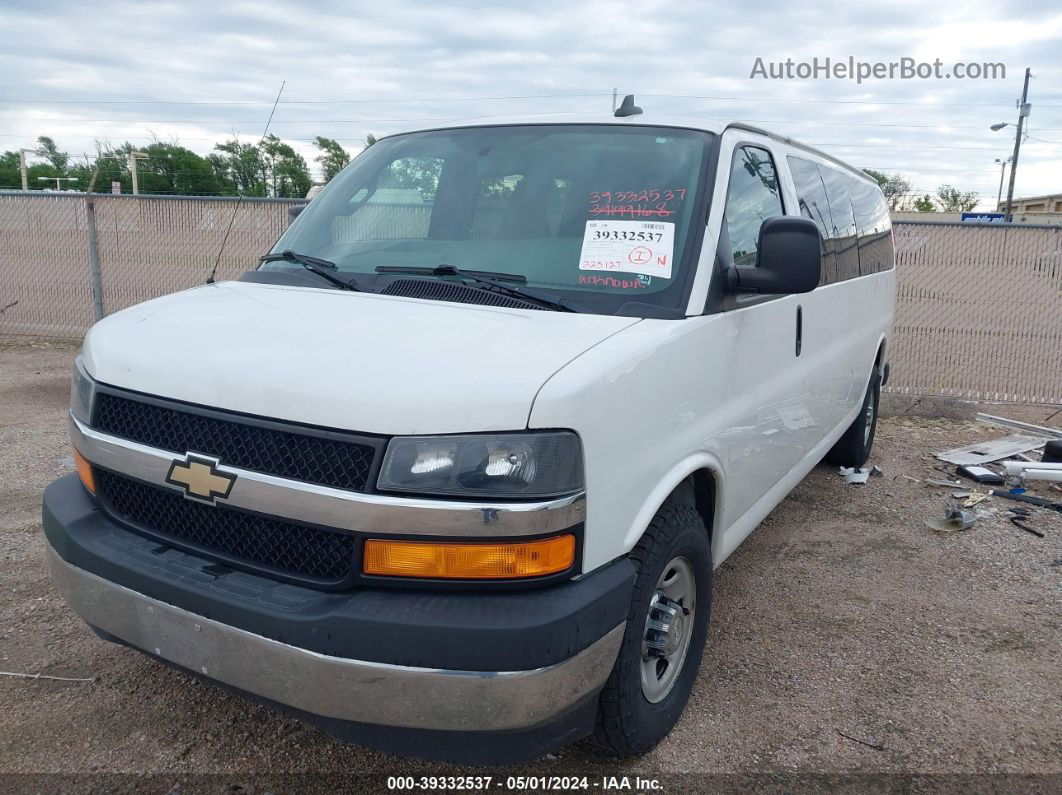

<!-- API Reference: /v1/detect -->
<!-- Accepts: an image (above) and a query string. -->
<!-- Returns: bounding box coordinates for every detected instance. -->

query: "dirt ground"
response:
[1,335,1060,793]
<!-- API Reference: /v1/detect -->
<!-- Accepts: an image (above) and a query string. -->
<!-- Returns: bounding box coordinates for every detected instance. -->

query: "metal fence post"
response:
[85,194,104,321]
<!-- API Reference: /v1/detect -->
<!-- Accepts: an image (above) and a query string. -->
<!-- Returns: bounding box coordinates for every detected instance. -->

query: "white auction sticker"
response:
[578,220,675,279]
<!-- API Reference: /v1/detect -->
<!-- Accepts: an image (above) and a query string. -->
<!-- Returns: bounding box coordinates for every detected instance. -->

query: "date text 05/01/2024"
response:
[385,774,664,790]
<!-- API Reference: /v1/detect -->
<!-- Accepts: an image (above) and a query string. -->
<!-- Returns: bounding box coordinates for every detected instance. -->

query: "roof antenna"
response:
[614,94,642,118]
[206,80,286,284]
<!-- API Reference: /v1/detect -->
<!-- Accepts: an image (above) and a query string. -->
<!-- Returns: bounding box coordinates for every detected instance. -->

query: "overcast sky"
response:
[2,0,1061,208]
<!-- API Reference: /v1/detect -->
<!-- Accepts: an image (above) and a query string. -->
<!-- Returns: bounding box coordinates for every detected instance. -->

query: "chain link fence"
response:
[890,221,1061,404]
[1,192,1059,404]
[0,192,298,337]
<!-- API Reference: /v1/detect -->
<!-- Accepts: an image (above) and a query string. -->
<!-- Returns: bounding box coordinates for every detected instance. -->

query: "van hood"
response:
[82,281,640,435]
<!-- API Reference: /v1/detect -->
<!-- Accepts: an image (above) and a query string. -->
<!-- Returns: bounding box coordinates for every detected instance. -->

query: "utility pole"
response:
[19,148,39,190]
[612,88,617,113]
[127,151,149,195]
[1004,67,1032,219]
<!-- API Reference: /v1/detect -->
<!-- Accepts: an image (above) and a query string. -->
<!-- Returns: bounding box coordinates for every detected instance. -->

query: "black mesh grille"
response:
[96,470,355,584]
[382,278,544,310]
[94,392,377,491]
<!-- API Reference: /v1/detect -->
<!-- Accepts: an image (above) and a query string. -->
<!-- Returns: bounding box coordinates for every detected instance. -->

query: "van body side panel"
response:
[529,315,738,571]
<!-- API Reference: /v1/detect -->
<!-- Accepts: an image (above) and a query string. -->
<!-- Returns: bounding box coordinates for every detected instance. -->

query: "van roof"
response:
[385,112,876,185]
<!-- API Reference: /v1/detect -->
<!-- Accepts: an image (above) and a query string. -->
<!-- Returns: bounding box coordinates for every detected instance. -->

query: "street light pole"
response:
[19,148,40,190]
[994,157,1011,210]
[127,151,149,195]
[1004,67,1032,219]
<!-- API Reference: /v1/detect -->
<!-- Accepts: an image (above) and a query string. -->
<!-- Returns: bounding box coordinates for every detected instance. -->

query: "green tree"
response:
[913,194,937,212]
[36,136,69,172]
[67,145,128,193]
[863,168,911,210]
[1,139,76,190]
[0,151,22,189]
[935,184,980,212]
[313,136,350,181]
[135,141,222,195]
[260,134,311,197]
[213,139,266,196]
[364,133,378,148]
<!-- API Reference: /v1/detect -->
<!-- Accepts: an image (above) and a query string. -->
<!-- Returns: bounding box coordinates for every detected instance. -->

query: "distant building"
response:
[998,193,1062,213]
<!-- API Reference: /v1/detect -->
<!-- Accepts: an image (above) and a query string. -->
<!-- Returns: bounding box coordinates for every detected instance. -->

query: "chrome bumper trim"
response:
[47,546,623,732]
[70,416,585,537]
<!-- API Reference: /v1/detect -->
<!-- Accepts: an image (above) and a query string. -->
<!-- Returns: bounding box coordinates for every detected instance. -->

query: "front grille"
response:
[382,278,544,310]
[94,391,378,491]
[96,470,356,585]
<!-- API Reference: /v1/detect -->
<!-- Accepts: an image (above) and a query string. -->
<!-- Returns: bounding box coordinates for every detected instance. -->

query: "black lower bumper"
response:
[42,474,635,763]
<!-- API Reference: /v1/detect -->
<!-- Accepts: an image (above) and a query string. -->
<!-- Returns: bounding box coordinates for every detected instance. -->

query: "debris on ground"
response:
[926,509,976,533]
[1043,440,1062,463]
[835,728,885,752]
[957,464,1005,485]
[962,492,991,508]
[839,466,880,484]
[937,434,1049,466]
[990,490,1062,513]
[927,477,964,488]
[1002,460,1062,488]
[1009,513,1045,538]
[976,413,1062,439]
[840,466,869,484]
[0,671,93,683]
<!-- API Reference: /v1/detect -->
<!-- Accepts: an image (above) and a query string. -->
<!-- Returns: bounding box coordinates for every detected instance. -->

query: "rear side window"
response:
[850,179,893,274]
[818,166,860,282]
[724,145,784,267]
[787,156,836,283]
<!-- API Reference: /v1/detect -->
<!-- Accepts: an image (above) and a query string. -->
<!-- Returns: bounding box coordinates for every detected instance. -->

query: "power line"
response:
[0,93,611,106]
[6,113,1060,132]
[642,93,1062,109]
[2,92,1061,109]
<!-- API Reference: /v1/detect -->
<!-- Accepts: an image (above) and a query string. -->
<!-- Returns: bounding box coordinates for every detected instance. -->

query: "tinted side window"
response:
[724,146,784,267]
[819,166,860,281]
[851,179,893,274]
[786,156,836,283]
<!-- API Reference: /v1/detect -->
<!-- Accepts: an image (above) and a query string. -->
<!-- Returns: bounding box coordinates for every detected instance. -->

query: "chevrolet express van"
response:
[43,100,894,764]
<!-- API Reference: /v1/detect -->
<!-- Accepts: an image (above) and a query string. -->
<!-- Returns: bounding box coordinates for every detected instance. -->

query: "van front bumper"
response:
[42,475,635,763]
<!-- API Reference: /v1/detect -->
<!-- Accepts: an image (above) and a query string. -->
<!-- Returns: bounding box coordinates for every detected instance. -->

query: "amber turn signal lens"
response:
[363,535,576,580]
[73,448,96,494]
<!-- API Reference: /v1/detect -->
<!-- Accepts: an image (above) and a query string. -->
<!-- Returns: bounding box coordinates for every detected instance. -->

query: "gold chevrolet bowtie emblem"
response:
[165,454,236,504]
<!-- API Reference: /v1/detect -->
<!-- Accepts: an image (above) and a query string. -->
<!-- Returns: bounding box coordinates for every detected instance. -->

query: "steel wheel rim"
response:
[640,556,696,703]
[863,396,875,445]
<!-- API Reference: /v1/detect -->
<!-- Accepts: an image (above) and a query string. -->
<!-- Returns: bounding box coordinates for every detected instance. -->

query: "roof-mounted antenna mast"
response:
[206,80,286,284]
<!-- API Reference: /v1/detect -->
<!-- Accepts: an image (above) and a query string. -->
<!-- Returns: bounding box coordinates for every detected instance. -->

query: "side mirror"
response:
[287,204,307,225]
[729,216,821,294]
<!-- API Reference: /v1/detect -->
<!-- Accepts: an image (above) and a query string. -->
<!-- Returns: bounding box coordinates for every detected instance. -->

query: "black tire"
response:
[591,498,712,757]
[826,368,881,468]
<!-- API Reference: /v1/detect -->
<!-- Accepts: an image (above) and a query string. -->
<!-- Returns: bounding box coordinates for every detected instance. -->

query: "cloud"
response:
[1,0,1060,205]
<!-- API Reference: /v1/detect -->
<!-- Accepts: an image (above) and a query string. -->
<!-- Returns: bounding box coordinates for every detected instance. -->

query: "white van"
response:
[44,99,894,764]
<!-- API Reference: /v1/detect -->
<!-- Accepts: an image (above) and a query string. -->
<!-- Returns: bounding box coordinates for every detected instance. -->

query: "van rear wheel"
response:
[591,499,711,757]
[826,369,880,468]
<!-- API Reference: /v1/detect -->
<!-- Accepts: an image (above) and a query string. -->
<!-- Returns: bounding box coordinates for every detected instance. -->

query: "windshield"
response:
[265,125,714,315]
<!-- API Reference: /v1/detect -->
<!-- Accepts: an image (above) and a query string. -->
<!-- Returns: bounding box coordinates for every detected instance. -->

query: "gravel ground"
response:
[1,335,1060,792]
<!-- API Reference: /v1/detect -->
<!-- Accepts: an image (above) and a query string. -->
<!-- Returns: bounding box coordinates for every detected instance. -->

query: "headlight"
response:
[378,432,584,498]
[70,356,96,425]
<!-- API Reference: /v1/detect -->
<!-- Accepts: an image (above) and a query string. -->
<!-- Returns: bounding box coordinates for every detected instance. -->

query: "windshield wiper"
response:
[376,264,526,283]
[374,264,584,312]
[260,250,361,292]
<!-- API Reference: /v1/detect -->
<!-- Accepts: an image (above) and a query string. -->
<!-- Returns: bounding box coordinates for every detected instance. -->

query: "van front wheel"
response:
[826,369,881,468]
[591,500,711,757]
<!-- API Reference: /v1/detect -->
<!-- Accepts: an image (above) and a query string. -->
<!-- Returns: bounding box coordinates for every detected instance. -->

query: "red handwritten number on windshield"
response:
[629,246,652,265]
